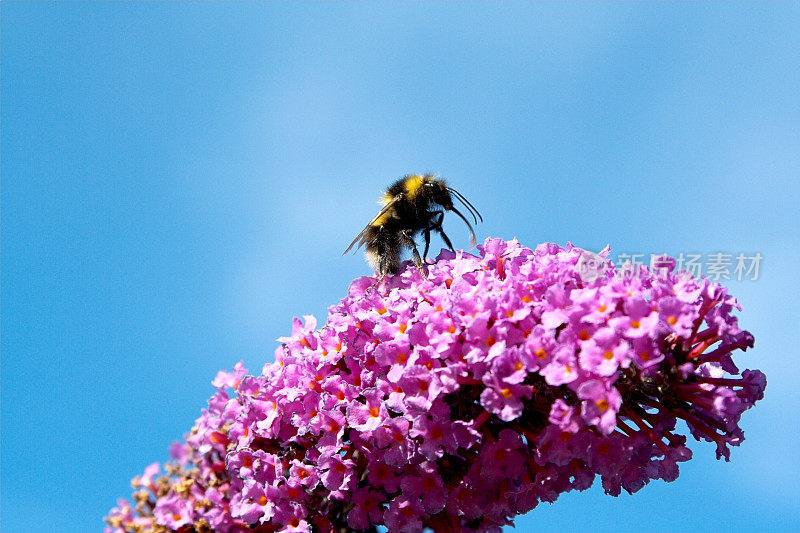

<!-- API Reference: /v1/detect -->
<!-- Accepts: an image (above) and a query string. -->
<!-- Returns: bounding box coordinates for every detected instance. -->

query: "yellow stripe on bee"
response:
[372,211,392,226]
[404,174,425,199]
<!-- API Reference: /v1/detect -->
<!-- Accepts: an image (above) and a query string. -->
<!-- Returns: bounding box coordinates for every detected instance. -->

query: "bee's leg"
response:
[402,230,426,277]
[410,241,424,273]
[431,210,445,229]
[427,211,455,253]
[425,211,443,259]
[429,214,456,253]
[438,228,455,253]
[368,273,386,290]
[379,256,389,278]
[412,246,424,274]
[423,228,432,260]
[368,260,391,291]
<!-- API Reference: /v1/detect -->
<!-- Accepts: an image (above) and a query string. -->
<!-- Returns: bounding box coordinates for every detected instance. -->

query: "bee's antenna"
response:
[448,206,477,248]
[448,187,483,224]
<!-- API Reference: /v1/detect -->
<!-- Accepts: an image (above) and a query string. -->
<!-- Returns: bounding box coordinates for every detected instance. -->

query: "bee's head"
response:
[424,177,454,209]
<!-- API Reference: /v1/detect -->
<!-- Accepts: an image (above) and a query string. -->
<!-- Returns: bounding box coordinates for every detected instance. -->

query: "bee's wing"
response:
[343,195,402,254]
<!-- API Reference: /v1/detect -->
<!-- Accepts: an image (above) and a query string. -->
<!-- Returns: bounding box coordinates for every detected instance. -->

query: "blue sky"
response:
[2,3,798,532]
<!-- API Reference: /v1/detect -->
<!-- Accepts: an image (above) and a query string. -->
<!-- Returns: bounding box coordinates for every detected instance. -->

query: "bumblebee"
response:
[344,174,482,276]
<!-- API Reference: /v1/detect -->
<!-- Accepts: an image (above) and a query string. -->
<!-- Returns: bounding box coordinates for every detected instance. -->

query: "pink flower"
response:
[577,379,623,435]
[153,494,193,529]
[347,488,386,530]
[346,388,389,433]
[107,239,766,533]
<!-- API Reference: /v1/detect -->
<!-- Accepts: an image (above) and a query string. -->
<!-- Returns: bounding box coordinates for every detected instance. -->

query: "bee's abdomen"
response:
[364,225,402,275]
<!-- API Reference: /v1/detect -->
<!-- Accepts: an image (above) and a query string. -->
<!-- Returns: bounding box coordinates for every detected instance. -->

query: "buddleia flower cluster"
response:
[105,238,765,533]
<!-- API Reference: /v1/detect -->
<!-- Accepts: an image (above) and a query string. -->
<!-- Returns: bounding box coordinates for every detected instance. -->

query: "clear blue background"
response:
[3,3,798,532]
